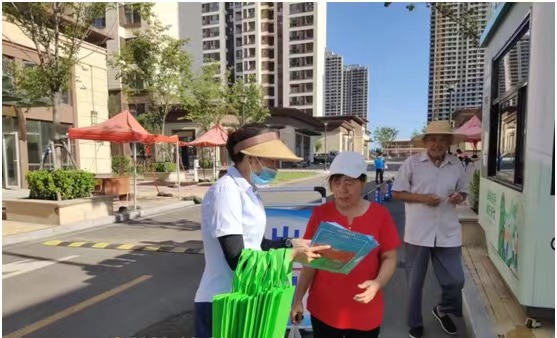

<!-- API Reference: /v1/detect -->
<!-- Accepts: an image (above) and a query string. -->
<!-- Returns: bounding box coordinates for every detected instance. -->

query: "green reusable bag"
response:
[212,248,294,338]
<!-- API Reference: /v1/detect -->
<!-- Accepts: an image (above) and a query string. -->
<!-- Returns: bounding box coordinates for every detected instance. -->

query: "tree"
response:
[183,64,229,132]
[227,75,270,127]
[384,2,483,45]
[2,2,113,168]
[373,127,399,152]
[111,13,193,136]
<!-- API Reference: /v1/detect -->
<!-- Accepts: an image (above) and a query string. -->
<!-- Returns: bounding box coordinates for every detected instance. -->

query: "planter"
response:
[97,176,130,197]
[144,172,186,184]
[4,196,114,226]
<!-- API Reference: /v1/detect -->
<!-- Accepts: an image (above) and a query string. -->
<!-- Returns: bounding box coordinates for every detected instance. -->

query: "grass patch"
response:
[272,171,318,185]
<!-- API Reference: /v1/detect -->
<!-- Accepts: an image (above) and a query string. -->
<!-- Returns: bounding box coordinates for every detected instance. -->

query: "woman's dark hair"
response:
[328,174,367,188]
[226,123,270,163]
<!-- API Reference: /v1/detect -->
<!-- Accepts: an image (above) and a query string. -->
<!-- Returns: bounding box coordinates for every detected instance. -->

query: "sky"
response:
[326,2,430,142]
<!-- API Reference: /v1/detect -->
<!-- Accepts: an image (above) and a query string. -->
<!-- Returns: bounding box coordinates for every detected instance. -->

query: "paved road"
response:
[3,168,466,338]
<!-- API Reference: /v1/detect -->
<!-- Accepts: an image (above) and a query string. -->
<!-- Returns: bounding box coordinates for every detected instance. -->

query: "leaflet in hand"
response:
[309,222,379,274]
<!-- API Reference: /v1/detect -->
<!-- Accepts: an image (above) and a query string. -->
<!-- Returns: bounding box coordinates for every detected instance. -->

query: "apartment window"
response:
[261,48,274,58]
[261,36,275,46]
[203,40,220,51]
[22,60,70,104]
[261,9,274,20]
[123,5,141,26]
[2,55,14,91]
[290,15,314,28]
[289,56,313,68]
[202,14,219,25]
[262,61,274,71]
[290,69,313,81]
[128,103,146,115]
[235,38,242,47]
[202,27,220,38]
[487,18,530,189]
[289,29,313,41]
[202,3,219,13]
[92,15,106,29]
[290,3,314,14]
[289,42,313,55]
[236,63,243,72]
[203,52,221,62]
[27,120,71,171]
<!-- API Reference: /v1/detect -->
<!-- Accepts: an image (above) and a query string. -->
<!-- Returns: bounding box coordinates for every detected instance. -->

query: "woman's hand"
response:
[353,280,381,304]
[290,239,330,265]
[290,300,305,325]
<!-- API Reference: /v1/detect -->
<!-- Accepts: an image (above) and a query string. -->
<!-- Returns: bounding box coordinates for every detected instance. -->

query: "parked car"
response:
[313,151,338,164]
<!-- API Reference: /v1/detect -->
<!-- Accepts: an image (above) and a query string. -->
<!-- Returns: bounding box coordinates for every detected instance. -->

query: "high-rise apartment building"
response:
[324,50,344,116]
[343,65,369,119]
[189,2,327,117]
[427,2,490,122]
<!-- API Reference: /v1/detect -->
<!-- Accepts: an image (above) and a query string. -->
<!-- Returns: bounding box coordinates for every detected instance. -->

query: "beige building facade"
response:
[2,19,111,188]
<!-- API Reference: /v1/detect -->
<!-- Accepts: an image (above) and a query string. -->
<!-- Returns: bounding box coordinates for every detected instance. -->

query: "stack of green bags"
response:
[213,248,295,338]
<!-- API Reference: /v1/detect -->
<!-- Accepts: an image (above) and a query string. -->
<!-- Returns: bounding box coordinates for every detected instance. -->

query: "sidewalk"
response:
[459,206,555,338]
[1,171,328,245]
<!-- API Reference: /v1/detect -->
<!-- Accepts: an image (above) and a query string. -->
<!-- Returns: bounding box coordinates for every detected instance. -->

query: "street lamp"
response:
[323,121,328,171]
[446,80,458,127]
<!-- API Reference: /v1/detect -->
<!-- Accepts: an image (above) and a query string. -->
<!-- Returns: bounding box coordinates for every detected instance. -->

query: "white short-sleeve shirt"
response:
[194,167,266,303]
[392,152,469,247]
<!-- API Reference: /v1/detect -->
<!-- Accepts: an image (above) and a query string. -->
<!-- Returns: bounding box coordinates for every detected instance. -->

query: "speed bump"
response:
[41,240,204,254]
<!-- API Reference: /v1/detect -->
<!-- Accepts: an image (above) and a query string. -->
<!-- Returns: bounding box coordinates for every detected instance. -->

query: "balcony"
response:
[202,27,220,39]
[262,61,275,72]
[290,70,313,81]
[290,2,314,15]
[121,5,141,28]
[290,83,313,94]
[289,42,313,55]
[202,15,219,26]
[202,3,219,13]
[261,36,275,46]
[289,95,313,106]
[290,15,314,28]
[289,29,314,41]
[289,56,313,68]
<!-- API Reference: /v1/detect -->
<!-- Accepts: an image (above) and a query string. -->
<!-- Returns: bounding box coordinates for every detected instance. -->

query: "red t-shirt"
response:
[303,201,401,331]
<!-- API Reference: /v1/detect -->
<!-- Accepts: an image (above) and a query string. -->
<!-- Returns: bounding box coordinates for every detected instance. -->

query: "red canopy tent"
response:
[68,111,180,209]
[68,110,178,144]
[182,124,228,181]
[454,115,482,153]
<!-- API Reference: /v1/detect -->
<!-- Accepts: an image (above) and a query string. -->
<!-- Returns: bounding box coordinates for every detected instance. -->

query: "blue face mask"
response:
[250,167,278,185]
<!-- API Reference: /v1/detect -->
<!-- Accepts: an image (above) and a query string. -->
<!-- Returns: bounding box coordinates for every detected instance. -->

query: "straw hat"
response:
[411,120,466,147]
[233,131,303,162]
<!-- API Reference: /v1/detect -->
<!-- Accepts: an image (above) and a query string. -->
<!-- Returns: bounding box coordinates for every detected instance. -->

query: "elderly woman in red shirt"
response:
[291,151,401,338]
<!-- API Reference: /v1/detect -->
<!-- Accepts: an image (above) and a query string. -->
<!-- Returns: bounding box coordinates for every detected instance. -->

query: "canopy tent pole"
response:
[176,142,180,199]
[213,146,217,181]
[133,142,137,211]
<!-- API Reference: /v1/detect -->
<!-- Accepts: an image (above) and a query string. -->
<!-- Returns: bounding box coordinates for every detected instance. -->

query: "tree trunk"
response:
[52,91,63,169]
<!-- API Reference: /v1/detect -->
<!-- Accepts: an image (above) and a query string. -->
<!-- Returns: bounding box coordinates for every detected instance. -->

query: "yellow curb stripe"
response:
[43,240,63,246]
[142,246,160,252]
[170,247,188,253]
[116,244,135,250]
[4,275,152,338]
[68,242,87,247]
[92,242,110,249]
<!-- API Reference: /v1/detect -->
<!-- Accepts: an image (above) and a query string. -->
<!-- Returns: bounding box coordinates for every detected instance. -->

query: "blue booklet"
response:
[309,222,379,274]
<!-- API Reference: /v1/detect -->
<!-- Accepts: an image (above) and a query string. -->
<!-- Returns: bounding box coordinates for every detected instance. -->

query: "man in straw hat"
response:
[392,121,469,338]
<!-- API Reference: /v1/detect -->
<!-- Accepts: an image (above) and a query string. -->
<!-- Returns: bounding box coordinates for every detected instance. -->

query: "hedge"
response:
[26,170,95,200]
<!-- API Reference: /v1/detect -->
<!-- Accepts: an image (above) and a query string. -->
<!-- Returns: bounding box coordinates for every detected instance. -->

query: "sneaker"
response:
[432,306,457,335]
[409,326,424,338]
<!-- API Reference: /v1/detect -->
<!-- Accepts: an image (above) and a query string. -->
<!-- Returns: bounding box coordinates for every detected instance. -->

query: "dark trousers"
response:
[311,316,380,338]
[404,243,465,329]
[194,302,212,338]
[375,169,384,184]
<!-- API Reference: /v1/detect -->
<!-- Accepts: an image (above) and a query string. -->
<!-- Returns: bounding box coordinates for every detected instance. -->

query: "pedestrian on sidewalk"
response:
[374,151,385,185]
[291,151,401,338]
[392,121,469,338]
[194,123,330,338]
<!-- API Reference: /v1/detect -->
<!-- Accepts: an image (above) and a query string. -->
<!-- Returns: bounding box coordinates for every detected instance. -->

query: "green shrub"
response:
[199,158,214,169]
[154,162,176,173]
[112,156,130,176]
[26,170,95,200]
[469,170,480,213]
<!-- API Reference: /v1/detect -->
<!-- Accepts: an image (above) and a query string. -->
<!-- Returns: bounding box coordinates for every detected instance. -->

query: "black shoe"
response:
[432,306,457,335]
[409,326,424,338]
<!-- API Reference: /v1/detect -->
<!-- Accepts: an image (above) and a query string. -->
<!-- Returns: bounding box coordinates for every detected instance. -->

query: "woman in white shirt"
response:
[194,123,328,338]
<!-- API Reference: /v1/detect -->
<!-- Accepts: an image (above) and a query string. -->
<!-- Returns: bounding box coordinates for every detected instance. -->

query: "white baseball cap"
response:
[329,151,368,178]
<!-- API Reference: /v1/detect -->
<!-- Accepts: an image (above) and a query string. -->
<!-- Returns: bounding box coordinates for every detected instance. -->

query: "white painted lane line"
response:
[2,255,79,280]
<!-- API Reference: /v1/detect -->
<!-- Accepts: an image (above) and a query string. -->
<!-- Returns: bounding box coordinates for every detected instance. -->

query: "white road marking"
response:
[2,255,79,280]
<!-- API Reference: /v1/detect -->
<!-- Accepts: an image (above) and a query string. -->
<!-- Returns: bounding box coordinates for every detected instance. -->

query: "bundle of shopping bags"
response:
[213,248,294,338]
